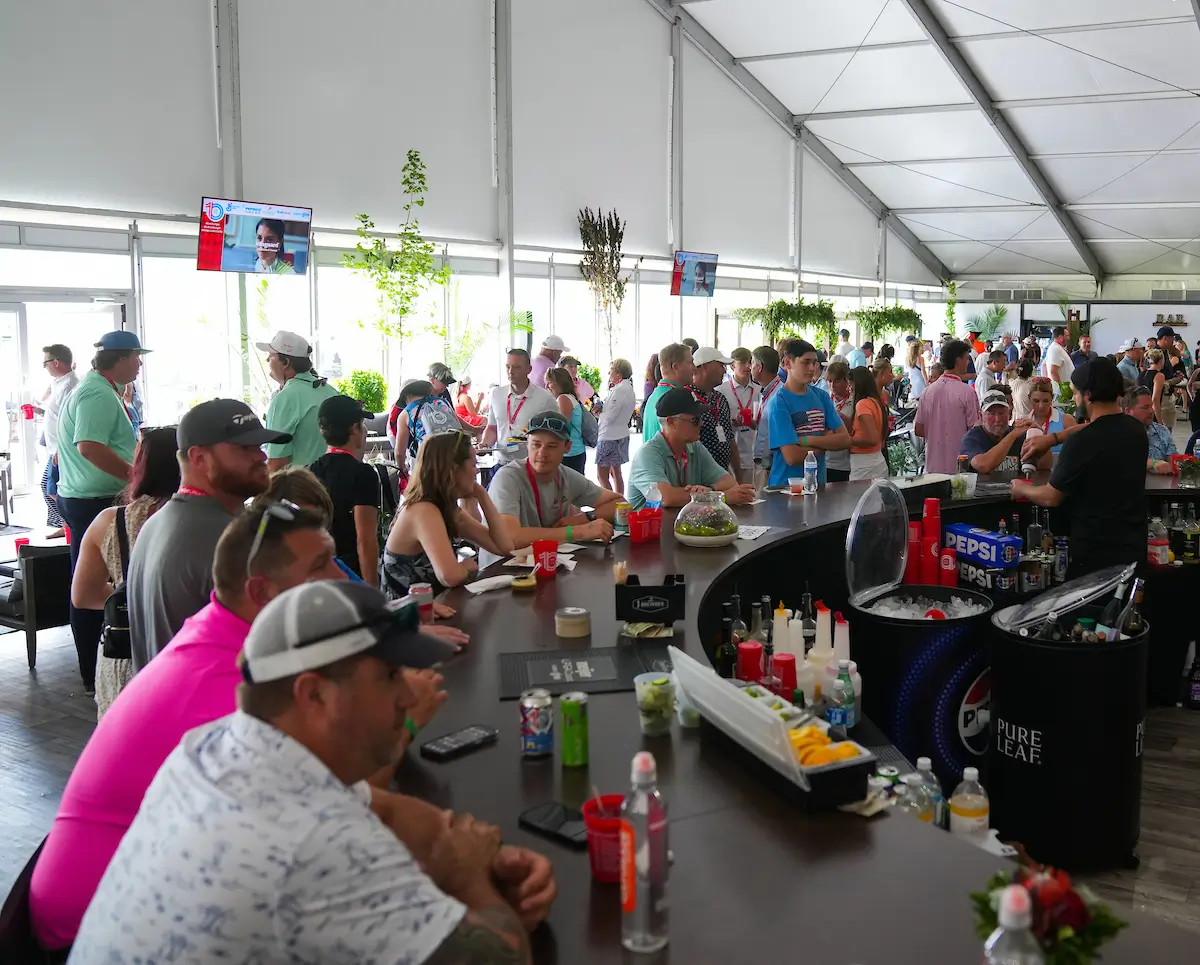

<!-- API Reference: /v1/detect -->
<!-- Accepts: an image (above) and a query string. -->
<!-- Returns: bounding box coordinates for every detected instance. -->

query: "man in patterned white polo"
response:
[69,582,551,964]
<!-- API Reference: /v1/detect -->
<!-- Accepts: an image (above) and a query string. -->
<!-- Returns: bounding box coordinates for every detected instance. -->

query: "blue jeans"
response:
[56,494,116,689]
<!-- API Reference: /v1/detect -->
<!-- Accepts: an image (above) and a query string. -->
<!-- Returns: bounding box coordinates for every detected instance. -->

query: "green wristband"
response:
[404,717,421,738]
[801,435,808,448]
[566,524,573,543]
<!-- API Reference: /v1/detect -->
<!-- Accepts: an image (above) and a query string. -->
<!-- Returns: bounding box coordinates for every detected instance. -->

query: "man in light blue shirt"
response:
[1124,384,1177,473]
[1117,339,1142,385]
[767,338,851,487]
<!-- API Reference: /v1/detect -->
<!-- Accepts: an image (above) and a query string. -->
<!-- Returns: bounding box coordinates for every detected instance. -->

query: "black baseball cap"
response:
[1157,325,1176,340]
[318,394,374,428]
[241,581,458,684]
[178,399,291,450]
[525,410,572,441]
[655,387,704,419]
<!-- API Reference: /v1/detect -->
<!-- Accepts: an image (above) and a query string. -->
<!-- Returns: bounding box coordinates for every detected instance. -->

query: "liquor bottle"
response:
[1010,513,1020,539]
[748,601,763,640]
[752,600,772,646]
[1168,503,1185,558]
[1096,582,1130,641]
[760,620,781,695]
[1184,504,1200,565]
[1032,611,1060,641]
[1186,655,1200,711]
[729,593,748,644]
[1025,507,1043,554]
[1041,512,1054,554]
[998,519,1008,536]
[714,618,736,678]
[1123,580,1146,637]
[800,585,817,652]
[620,752,669,954]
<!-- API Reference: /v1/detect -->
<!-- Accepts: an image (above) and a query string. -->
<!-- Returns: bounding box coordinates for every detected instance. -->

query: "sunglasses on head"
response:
[246,500,301,579]
[527,415,569,434]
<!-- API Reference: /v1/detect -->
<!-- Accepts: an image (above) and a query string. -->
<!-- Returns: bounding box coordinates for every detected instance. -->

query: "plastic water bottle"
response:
[620,751,669,954]
[833,659,857,728]
[1021,427,1042,475]
[645,483,663,510]
[802,450,819,494]
[895,773,933,822]
[915,756,946,829]
[984,884,1045,964]
[950,766,990,839]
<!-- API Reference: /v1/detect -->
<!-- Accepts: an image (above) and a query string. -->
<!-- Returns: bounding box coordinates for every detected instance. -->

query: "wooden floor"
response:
[1,626,1199,934]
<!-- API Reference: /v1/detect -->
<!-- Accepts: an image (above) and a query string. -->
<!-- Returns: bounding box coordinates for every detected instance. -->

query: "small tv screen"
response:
[671,251,718,296]
[197,198,312,275]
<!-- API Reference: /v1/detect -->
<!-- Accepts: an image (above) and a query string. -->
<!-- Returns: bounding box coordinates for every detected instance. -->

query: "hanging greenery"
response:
[944,280,957,336]
[579,207,638,362]
[849,303,924,344]
[343,149,451,339]
[733,298,838,351]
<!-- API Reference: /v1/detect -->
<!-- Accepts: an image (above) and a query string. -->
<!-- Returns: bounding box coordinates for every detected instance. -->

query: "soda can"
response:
[1054,537,1069,583]
[614,503,631,530]
[559,692,589,767]
[519,688,554,757]
[938,546,958,586]
[875,766,901,785]
[994,569,1017,593]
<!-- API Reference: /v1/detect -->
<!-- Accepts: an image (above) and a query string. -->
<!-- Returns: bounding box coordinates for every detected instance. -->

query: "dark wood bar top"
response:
[394,475,1196,964]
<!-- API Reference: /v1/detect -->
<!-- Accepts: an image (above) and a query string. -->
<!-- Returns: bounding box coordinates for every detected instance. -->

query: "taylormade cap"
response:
[692,346,733,366]
[178,398,292,450]
[241,581,458,684]
[95,331,150,353]
[980,389,1011,412]
[255,330,312,357]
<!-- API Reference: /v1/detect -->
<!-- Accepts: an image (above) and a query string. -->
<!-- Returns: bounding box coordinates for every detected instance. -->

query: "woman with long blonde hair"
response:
[905,339,927,400]
[382,431,512,598]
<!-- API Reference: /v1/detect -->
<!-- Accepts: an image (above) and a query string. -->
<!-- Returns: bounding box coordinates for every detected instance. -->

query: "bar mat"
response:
[499,647,657,699]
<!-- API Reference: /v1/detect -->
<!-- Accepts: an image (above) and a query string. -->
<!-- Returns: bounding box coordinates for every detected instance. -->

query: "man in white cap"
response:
[690,346,740,475]
[257,329,340,470]
[959,389,1048,479]
[69,581,551,965]
[529,334,568,389]
[1117,339,1142,384]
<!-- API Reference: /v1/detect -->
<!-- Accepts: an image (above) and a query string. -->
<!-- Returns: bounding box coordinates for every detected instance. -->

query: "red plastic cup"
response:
[921,497,941,540]
[736,640,764,682]
[919,535,940,584]
[63,525,71,544]
[772,652,797,696]
[939,546,958,586]
[20,403,33,420]
[532,539,557,580]
[13,537,29,551]
[582,794,626,883]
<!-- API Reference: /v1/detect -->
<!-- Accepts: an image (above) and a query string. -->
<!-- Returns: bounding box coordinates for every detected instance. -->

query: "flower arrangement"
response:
[972,866,1126,965]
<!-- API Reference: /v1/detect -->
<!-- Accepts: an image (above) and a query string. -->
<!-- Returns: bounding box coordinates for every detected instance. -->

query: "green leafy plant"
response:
[579,207,638,362]
[577,363,602,394]
[944,280,957,335]
[442,286,532,380]
[965,303,1010,344]
[733,298,838,351]
[334,369,387,413]
[343,149,451,339]
[850,303,924,344]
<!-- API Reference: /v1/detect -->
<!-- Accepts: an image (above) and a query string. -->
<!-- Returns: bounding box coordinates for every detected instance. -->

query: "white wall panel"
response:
[807,111,1003,163]
[688,0,925,58]
[1089,303,1196,356]
[801,149,879,279]
[749,45,967,116]
[240,0,496,239]
[958,25,1200,102]
[0,0,219,215]
[928,0,1184,37]
[511,0,669,254]
[885,229,939,286]
[856,159,1041,208]
[680,41,792,267]
[1007,99,1200,156]
[1041,154,1200,206]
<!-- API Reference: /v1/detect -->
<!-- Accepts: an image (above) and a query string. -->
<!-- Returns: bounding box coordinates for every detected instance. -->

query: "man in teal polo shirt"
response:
[640,342,695,443]
[628,389,756,510]
[257,330,339,471]
[57,330,149,692]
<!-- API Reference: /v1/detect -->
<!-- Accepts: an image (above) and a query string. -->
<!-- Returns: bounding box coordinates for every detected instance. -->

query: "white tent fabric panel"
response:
[807,111,1004,164]
[680,41,793,268]
[0,0,219,215]
[1006,99,1200,157]
[1040,154,1200,206]
[855,159,1041,209]
[511,0,670,254]
[898,210,1062,244]
[885,229,939,286]
[239,0,496,239]
[801,149,879,280]
[748,45,967,116]
[927,0,1185,36]
[688,0,925,59]
[929,241,1089,275]
[1070,206,1200,242]
[1091,241,1200,275]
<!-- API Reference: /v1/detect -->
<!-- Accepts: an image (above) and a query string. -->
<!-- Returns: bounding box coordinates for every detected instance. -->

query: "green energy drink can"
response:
[875,766,901,785]
[560,692,589,767]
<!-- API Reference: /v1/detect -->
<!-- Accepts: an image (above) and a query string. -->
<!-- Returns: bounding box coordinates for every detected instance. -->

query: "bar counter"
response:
[395,474,1197,964]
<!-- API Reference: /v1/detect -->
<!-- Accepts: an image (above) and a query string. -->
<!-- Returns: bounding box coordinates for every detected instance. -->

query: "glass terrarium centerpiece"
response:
[673,491,739,547]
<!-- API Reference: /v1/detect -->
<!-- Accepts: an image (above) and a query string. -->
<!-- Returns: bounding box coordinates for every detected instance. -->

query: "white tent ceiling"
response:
[681,0,1200,282]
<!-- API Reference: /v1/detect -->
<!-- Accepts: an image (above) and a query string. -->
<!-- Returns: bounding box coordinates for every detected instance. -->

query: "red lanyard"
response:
[657,380,682,390]
[668,443,689,486]
[760,377,781,408]
[525,460,563,525]
[178,485,212,498]
[103,376,133,424]
[507,392,527,427]
[326,447,356,457]
[728,379,752,410]
[688,386,720,421]
[942,374,963,383]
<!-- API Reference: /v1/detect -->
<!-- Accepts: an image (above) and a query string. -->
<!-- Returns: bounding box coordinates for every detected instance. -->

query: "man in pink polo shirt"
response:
[915,338,982,475]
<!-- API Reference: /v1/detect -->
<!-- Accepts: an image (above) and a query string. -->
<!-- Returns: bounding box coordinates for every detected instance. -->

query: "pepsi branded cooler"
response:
[943,523,1022,569]
[844,483,995,792]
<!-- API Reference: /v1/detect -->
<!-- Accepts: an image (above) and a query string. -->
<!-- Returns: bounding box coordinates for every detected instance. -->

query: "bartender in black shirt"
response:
[1012,358,1147,579]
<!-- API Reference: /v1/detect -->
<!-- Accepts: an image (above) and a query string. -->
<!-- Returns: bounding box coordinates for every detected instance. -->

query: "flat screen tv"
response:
[671,250,718,296]
[197,198,313,275]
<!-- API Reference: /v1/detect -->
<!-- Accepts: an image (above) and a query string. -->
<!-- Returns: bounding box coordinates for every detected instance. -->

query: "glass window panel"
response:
[0,249,131,289]
[637,277,678,395]
[446,274,501,391]
[245,274,312,416]
[553,278,597,370]
[316,266,387,393]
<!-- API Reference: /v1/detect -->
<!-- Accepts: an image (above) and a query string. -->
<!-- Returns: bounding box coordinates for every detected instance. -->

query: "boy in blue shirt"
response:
[767,338,851,487]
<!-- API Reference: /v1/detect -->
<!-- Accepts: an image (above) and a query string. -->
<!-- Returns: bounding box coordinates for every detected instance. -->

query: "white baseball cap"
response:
[981,389,1011,411]
[255,330,312,357]
[541,335,570,352]
[692,346,733,366]
[1119,338,1141,352]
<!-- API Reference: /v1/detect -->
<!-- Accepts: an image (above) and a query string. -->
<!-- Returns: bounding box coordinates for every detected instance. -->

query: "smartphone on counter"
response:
[518,802,589,848]
[419,725,499,762]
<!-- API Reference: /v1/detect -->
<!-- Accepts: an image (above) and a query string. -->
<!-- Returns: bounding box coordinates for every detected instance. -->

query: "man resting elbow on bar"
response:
[627,389,756,509]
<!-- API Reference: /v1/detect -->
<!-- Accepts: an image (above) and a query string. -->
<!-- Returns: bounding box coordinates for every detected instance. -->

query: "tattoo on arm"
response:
[425,898,531,965]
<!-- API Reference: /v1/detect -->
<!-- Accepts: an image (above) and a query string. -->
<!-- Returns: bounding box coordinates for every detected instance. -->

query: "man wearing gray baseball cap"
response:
[70,580,551,965]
